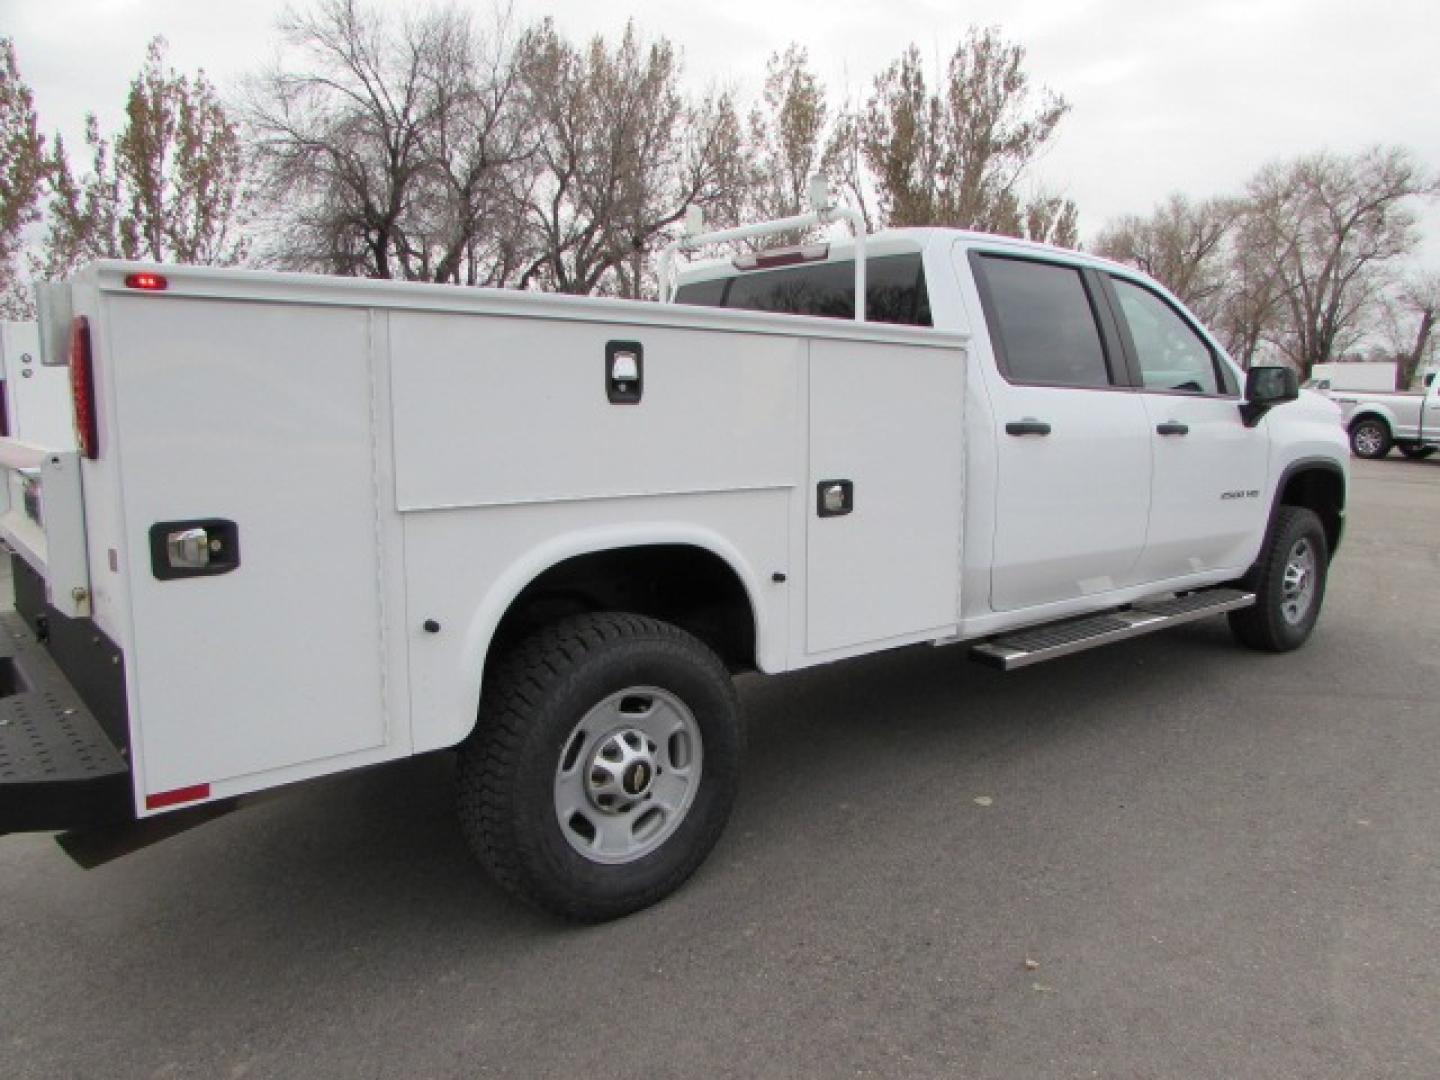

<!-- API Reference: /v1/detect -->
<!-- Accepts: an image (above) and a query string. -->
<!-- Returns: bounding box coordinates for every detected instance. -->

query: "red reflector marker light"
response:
[69,316,99,459]
[732,243,830,272]
[124,272,168,291]
[145,783,211,811]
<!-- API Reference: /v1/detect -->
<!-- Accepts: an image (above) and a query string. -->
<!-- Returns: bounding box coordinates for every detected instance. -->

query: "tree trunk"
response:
[1399,307,1435,389]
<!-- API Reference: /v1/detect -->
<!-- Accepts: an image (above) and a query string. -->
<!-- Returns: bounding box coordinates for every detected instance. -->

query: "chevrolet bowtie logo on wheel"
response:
[624,762,650,795]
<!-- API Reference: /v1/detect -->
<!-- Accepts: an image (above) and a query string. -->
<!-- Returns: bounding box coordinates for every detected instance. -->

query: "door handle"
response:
[1005,419,1052,436]
[1155,422,1190,436]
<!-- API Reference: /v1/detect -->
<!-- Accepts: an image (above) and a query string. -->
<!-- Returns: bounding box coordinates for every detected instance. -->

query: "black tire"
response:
[457,613,742,922]
[1349,417,1391,459]
[1228,506,1329,653]
[1397,443,1436,460]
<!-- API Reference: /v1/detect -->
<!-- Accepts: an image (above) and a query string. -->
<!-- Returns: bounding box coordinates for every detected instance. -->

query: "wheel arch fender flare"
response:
[1348,408,1393,433]
[456,524,773,731]
[1267,456,1347,558]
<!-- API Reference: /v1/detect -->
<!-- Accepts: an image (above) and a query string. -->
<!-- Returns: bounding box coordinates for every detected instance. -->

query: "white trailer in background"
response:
[1307,361,1398,393]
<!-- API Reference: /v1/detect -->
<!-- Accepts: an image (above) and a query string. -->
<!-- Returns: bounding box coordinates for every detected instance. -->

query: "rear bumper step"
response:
[0,610,132,832]
[970,588,1255,671]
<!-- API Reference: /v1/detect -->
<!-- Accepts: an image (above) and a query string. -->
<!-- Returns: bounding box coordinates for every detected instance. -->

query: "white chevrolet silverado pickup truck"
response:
[1333,373,1440,459]
[0,198,1348,920]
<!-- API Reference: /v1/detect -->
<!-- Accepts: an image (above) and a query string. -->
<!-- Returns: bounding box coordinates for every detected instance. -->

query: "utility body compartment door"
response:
[106,297,399,800]
[804,338,964,655]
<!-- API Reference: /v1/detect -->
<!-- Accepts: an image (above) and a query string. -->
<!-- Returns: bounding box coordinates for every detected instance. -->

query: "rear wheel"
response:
[1397,443,1435,460]
[1349,418,1391,459]
[1228,506,1329,653]
[457,613,742,921]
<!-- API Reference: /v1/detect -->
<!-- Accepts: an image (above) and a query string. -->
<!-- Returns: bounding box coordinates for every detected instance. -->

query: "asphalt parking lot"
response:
[2,456,1437,1079]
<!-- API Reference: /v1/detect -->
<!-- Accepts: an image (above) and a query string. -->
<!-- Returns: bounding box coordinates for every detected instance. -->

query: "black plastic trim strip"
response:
[1273,456,1348,556]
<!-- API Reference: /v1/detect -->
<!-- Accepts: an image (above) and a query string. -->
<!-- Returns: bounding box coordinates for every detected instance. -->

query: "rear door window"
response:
[674,254,932,327]
[972,254,1116,388]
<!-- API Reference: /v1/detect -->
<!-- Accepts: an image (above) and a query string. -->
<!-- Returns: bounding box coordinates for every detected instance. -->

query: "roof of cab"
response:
[673,226,1131,286]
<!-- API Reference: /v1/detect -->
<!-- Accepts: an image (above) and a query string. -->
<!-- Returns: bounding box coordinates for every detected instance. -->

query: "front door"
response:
[1104,276,1269,581]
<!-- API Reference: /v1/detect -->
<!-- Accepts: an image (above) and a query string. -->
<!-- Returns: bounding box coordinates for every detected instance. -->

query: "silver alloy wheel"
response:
[553,687,703,864]
[1353,424,1384,457]
[1280,537,1317,625]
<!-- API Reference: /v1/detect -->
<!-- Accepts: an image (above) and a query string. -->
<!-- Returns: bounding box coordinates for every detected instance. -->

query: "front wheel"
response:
[1349,418,1391,459]
[457,613,742,921]
[1228,506,1329,653]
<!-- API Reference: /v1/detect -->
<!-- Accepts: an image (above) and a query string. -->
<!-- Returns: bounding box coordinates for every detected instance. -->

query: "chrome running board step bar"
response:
[970,588,1256,671]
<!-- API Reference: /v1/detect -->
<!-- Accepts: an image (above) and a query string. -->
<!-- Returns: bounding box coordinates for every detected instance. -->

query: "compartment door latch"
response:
[606,341,643,404]
[149,520,241,580]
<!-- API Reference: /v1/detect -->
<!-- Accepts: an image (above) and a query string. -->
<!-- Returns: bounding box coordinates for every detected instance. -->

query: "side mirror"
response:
[1240,366,1299,427]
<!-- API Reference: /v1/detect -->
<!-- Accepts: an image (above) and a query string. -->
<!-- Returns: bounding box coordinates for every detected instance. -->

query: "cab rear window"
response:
[674,254,932,327]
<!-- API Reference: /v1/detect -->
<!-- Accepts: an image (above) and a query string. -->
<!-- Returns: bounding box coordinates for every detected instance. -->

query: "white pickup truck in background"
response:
[0,196,1348,920]
[1334,373,1440,459]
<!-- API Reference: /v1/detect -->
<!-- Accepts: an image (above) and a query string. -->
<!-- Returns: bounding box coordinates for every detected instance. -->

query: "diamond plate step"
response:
[0,610,131,832]
[970,588,1255,671]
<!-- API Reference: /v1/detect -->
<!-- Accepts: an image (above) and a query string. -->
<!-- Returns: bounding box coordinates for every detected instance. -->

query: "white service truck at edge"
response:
[0,199,1349,920]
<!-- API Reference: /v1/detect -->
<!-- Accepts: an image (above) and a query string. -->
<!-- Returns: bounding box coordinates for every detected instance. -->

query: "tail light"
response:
[70,316,98,459]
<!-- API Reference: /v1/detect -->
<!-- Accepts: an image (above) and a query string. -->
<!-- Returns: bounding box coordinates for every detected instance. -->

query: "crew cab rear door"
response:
[966,251,1152,612]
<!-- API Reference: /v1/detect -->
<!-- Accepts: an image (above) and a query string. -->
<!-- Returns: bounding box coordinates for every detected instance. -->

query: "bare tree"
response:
[1210,209,1287,370]
[35,119,121,279]
[247,0,441,278]
[1095,194,1239,323]
[1244,146,1436,378]
[1380,272,1440,389]
[1023,192,1079,249]
[114,39,249,265]
[37,39,247,279]
[746,45,829,233]
[413,7,532,285]
[846,28,1072,236]
[0,39,47,317]
[516,20,744,297]
[248,1,536,285]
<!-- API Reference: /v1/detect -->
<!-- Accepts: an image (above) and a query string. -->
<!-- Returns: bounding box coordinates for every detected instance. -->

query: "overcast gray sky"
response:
[7,0,1439,265]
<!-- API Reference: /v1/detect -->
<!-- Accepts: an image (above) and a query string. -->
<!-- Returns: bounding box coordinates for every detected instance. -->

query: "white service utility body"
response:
[0,208,1349,919]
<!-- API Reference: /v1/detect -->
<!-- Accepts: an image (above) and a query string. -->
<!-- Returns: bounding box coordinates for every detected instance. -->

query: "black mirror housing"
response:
[1240,366,1299,426]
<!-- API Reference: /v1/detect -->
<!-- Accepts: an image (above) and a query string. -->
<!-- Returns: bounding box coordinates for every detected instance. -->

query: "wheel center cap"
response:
[584,727,657,813]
